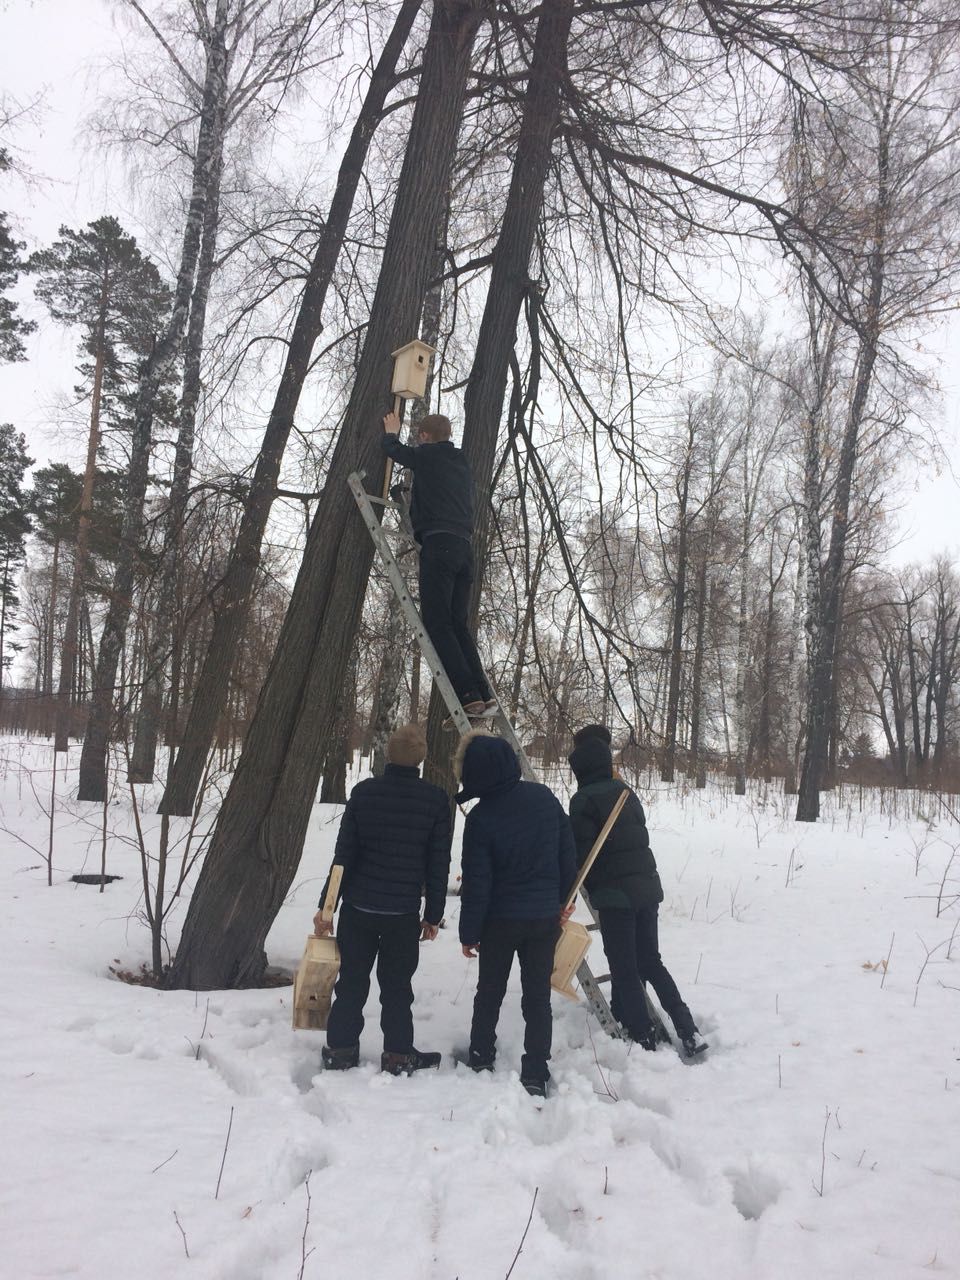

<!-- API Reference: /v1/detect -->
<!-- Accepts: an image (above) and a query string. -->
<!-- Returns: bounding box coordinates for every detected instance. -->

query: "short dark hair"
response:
[418,414,452,442]
[573,724,612,747]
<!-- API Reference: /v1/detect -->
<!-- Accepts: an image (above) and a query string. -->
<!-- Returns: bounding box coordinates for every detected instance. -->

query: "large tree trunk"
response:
[160,0,424,816]
[797,329,881,819]
[424,0,575,793]
[167,0,485,990]
[370,238,444,777]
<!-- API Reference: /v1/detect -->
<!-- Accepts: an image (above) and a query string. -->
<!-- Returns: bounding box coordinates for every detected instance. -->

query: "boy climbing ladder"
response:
[381,410,494,717]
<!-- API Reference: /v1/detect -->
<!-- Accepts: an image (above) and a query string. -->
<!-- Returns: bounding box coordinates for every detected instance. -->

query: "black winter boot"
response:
[322,1045,359,1071]
[381,1049,442,1076]
[467,1049,495,1072]
[681,1031,709,1058]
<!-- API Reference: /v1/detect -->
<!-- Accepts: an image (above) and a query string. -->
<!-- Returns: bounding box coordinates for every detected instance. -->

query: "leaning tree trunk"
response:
[76,1,232,803]
[160,0,425,816]
[167,0,485,989]
[424,0,575,792]
[370,239,444,776]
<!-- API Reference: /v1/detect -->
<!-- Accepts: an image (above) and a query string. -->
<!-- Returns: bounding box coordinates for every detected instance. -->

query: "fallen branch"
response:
[504,1186,539,1280]
[215,1106,234,1200]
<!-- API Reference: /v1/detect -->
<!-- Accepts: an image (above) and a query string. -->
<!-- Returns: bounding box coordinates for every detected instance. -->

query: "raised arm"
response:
[381,411,417,467]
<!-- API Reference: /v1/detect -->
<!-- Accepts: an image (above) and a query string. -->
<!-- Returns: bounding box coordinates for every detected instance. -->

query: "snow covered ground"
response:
[1,736,959,1280]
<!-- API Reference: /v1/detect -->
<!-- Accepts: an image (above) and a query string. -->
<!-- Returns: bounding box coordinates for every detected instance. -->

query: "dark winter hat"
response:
[387,723,427,768]
[573,724,612,747]
[569,736,614,785]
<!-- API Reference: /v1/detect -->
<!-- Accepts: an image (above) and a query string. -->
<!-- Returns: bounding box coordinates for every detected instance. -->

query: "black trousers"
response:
[418,533,491,703]
[598,905,696,1040]
[469,916,559,1083]
[326,903,422,1054]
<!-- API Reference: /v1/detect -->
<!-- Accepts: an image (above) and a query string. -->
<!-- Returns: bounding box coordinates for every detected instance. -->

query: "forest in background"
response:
[2,0,959,985]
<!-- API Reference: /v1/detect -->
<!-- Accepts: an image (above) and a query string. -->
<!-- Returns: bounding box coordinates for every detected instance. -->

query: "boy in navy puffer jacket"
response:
[316,724,451,1076]
[456,731,576,1095]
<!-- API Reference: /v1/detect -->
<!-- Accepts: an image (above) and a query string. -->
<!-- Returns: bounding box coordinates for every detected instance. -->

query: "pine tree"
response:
[0,424,33,685]
[0,147,35,365]
[28,216,170,749]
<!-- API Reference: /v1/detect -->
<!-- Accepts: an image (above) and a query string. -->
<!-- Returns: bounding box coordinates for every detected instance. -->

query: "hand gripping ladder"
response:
[348,469,666,1042]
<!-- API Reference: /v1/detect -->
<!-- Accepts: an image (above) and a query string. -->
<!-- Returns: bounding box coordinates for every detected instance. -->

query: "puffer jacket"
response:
[457,734,576,945]
[568,738,663,909]
[320,763,452,924]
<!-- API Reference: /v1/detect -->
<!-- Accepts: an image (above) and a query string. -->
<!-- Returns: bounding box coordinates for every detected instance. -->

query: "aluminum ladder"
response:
[349,468,666,1042]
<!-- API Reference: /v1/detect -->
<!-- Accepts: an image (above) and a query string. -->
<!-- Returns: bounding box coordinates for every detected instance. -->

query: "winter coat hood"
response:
[455,731,521,802]
[569,737,614,787]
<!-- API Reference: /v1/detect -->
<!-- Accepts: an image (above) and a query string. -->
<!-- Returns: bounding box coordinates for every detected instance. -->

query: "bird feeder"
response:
[390,339,436,400]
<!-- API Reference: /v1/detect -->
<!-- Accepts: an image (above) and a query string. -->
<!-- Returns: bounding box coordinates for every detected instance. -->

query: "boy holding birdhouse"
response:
[381,411,494,718]
[568,731,708,1058]
[315,724,452,1076]
[456,730,577,1097]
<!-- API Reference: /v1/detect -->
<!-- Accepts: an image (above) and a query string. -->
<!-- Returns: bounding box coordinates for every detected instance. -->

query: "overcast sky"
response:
[2,0,959,568]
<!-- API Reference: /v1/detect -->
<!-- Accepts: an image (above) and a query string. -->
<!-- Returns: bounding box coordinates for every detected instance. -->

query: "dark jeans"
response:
[598,905,696,1040]
[418,533,491,703]
[326,903,422,1054]
[469,916,559,1083]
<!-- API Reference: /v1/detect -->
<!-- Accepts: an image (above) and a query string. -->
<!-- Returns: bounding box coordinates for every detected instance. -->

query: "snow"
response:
[1,738,959,1280]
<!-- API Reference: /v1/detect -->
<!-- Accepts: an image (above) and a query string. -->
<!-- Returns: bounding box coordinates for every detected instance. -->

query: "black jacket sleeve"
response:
[317,797,360,908]
[568,791,602,868]
[381,433,417,468]
[458,813,493,945]
[423,796,453,925]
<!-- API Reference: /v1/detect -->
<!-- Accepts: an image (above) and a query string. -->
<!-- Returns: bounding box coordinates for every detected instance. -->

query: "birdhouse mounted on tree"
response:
[390,339,436,400]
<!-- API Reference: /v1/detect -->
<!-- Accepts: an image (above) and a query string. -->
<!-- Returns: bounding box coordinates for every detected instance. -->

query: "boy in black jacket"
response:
[316,724,452,1075]
[456,731,576,1096]
[381,411,492,715]
[568,733,708,1058]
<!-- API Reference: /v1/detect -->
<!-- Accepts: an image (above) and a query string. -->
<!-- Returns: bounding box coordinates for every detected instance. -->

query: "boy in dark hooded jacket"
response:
[568,733,708,1057]
[456,731,576,1096]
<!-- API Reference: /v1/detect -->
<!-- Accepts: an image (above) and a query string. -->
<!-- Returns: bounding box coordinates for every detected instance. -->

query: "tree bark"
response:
[167,0,485,989]
[160,0,424,816]
[424,0,575,792]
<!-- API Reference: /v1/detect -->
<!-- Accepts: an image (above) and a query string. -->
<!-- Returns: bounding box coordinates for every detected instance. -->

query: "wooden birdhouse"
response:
[292,865,343,1031]
[390,339,436,400]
